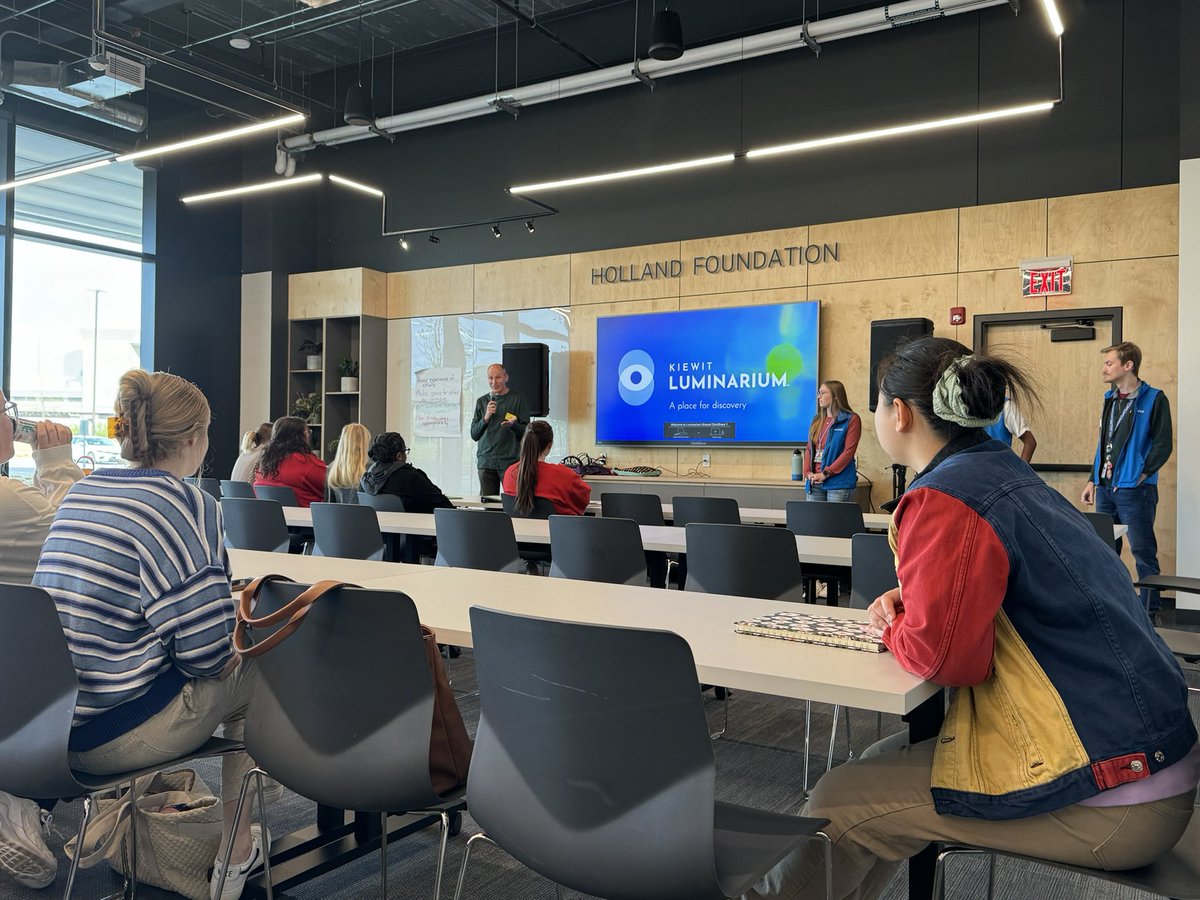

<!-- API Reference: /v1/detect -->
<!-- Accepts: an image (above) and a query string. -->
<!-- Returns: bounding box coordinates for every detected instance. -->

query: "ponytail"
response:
[515,420,553,515]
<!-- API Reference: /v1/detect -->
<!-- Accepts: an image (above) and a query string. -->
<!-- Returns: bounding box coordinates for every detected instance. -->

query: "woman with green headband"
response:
[746,336,1196,900]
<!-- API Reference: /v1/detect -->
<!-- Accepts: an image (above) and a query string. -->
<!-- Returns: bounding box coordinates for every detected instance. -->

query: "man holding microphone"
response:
[470,363,529,495]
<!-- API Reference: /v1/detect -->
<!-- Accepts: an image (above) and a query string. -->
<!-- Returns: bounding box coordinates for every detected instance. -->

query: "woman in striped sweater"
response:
[33,370,265,900]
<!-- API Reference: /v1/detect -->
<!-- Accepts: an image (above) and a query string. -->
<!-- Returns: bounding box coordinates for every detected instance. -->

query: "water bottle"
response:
[791,448,803,481]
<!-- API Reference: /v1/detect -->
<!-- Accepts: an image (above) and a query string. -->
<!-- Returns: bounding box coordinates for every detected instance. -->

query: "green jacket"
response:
[469,391,530,469]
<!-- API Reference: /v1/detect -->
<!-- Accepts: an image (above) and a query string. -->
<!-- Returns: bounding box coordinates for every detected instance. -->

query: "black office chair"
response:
[1082,511,1118,551]
[454,607,831,900]
[786,500,864,603]
[356,492,412,560]
[499,493,556,519]
[433,508,524,573]
[310,502,386,560]
[221,498,292,553]
[549,515,648,585]
[1135,576,1200,663]
[220,480,256,499]
[254,484,299,507]
[683,522,805,602]
[184,476,221,498]
[671,496,741,589]
[601,493,668,588]
[219,582,466,900]
[357,491,406,512]
[0,584,243,900]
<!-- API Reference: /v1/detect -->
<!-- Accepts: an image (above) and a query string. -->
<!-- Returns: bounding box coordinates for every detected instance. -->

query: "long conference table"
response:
[229,548,944,899]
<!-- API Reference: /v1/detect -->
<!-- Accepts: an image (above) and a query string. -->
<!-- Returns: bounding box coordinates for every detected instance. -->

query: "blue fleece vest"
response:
[808,410,857,493]
[984,419,1012,445]
[1090,383,1162,488]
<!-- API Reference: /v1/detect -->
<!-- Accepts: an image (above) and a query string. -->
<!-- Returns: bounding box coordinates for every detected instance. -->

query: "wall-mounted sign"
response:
[590,243,840,286]
[1020,256,1073,297]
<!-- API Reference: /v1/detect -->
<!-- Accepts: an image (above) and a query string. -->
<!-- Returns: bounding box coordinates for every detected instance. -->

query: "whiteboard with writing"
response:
[414,367,463,437]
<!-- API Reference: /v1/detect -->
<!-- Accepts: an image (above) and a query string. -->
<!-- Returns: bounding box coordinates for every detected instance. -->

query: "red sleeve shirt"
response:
[254,452,327,508]
[502,461,592,515]
[823,414,861,475]
[882,487,1009,686]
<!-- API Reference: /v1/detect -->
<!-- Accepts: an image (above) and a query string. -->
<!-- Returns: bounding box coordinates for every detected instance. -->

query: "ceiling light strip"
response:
[0,158,115,192]
[510,153,735,194]
[182,173,324,204]
[329,174,385,197]
[746,101,1055,159]
[118,113,306,162]
[1040,0,1065,37]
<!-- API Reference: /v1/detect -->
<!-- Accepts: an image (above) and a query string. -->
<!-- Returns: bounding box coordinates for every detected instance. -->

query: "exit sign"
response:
[1020,256,1073,297]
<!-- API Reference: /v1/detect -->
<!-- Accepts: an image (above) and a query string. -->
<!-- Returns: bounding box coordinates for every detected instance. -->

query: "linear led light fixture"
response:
[746,101,1056,159]
[328,174,384,197]
[182,172,323,204]
[510,153,735,194]
[0,158,114,192]
[1040,0,1064,37]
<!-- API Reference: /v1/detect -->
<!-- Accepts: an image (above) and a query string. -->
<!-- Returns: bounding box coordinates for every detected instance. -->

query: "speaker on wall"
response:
[502,342,550,417]
[868,318,934,411]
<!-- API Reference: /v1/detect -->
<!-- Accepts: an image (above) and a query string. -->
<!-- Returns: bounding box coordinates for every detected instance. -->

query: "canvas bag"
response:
[233,575,472,796]
[64,769,222,900]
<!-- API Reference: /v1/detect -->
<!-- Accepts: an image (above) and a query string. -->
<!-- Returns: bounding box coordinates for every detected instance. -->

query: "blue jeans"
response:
[809,487,854,503]
[1096,483,1161,613]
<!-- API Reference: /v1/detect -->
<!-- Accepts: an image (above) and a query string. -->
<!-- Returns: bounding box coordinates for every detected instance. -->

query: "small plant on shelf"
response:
[338,355,360,392]
[292,392,322,425]
[328,437,341,455]
[299,339,323,371]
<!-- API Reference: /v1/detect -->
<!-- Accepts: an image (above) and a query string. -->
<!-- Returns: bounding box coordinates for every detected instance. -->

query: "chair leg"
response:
[710,690,730,740]
[452,833,497,900]
[802,700,813,798]
[432,810,451,900]
[826,705,840,773]
[844,707,855,761]
[808,831,833,900]
[380,811,389,900]
[253,770,274,900]
[933,847,995,900]
[986,852,996,900]
[63,795,94,900]
[214,768,261,900]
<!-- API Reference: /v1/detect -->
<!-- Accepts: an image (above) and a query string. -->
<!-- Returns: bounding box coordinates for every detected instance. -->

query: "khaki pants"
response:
[745,737,1194,900]
[71,661,258,825]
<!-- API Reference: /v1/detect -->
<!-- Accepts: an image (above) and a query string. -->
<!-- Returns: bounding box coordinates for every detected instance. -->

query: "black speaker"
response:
[502,342,550,417]
[869,318,934,411]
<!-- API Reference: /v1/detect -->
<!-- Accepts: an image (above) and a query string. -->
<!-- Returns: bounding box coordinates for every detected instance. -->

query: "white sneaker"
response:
[0,790,56,889]
[210,823,269,900]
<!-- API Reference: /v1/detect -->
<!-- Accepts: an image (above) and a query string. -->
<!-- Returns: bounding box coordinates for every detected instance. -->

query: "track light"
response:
[525,220,535,233]
[429,233,440,244]
[181,172,323,204]
[511,153,734,194]
[398,235,409,250]
[1040,0,1064,36]
[492,224,502,238]
[649,4,684,61]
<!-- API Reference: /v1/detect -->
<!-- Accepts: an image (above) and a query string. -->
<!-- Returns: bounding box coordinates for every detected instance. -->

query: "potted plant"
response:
[328,437,341,456]
[338,355,360,392]
[299,339,323,371]
[292,392,322,425]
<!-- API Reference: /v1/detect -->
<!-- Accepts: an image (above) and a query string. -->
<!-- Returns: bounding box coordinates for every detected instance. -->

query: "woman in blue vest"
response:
[803,380,861,502]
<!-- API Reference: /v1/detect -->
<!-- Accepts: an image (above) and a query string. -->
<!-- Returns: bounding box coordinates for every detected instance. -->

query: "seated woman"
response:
[229,422,271,483]
[253,416,326,508]
[33,370,266,900]
[747,337,1197,900]
[326,423,370,503]
[360,431,453,513]
[501,421,590,516]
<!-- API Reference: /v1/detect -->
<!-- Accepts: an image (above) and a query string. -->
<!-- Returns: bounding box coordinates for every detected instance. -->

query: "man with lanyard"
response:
[1081,341,1173,625]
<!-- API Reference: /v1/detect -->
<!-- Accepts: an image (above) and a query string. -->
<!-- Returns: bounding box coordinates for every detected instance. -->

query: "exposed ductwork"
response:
[284,0,1015,153]
[0,53,147,131]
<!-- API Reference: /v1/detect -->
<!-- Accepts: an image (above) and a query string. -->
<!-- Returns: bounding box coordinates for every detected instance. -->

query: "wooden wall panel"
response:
[959,200,1047,272]
[362,269,388,318]
[387,265,474,318]
[1048,185,1178,262]
[808,209,958,285]
[678,227,809,297]
[474,254,570,312]
[569,242,682,305]
[289,268,368,319]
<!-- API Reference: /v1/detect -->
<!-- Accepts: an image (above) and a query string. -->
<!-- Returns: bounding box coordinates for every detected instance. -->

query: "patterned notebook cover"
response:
[734,610,887,653]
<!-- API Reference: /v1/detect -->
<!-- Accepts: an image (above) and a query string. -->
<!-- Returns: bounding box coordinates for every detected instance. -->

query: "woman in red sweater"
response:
[502,421,590,515]
[253,416,326,508]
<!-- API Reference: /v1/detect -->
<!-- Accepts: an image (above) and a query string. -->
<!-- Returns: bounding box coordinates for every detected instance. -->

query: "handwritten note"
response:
[414,368,462,437]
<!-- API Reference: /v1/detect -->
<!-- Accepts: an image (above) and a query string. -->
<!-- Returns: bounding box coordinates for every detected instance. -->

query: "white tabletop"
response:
[229,548,440,583]
[282,507,852,567]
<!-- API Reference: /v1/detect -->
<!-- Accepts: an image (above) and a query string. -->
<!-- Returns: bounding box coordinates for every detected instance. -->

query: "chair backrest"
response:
[683,523,806,602]
[1082,511,1118,550]
[221,498,291,553]
[242,581,443,812]
[500,493,557,519]
[0,584,90,801]
[310,502,385,560]
[254,484,299,507]
[433,508,523,573]
[785,499,865,538]
[357,491,406,513]
[849,533,899,610]
[600,492,665,527]
[219,480,256,499]
[184,477,221,499]
[671,495,741,527]
[468,607,723,900]
[549,515,648,585]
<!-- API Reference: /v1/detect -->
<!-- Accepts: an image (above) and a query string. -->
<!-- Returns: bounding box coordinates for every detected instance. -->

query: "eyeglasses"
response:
[2,400,16,423]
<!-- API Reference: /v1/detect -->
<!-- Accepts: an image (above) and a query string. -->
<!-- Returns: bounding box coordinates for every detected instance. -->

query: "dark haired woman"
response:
[253,416,326,508]
[747,337,1196,900]
[501,421,590,516]
[803,380,861,502]
[359,432,453,514]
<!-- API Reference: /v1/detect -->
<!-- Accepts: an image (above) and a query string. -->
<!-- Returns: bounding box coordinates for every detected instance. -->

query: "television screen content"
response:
[595,301,819,446]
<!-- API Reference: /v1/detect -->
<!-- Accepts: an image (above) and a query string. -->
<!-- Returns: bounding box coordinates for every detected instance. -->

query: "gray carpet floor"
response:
[8,640,1198,900]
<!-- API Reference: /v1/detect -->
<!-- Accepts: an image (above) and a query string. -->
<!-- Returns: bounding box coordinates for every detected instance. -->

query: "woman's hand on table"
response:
[867,588,903,638]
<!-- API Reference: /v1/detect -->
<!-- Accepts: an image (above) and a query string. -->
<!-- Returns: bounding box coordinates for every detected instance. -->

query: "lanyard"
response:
[1105,395,1135,450]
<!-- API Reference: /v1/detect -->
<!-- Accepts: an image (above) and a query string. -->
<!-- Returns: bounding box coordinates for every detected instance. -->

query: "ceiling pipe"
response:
[284,0,1012,153]
[487,0,604,70]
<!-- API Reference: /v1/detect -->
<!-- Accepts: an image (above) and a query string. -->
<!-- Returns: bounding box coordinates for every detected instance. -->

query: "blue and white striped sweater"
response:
[33,469,235,747]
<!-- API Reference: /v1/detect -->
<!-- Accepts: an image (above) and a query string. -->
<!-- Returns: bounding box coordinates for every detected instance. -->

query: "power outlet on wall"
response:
[701,453,711,468]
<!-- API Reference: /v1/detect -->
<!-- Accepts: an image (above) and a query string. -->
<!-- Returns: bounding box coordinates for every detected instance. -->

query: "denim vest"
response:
[808,410,857,493]
[909,442,1196,819]
[1090,383,1162,488]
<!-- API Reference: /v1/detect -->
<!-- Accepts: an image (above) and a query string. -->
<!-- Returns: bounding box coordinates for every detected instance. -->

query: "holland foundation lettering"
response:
[590,243,840,285]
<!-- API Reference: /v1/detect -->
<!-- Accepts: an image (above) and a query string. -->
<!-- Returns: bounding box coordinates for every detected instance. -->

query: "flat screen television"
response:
[595,301,819,446]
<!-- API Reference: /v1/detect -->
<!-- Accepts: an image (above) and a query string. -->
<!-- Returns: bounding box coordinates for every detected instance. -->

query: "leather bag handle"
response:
[233,575,357,657]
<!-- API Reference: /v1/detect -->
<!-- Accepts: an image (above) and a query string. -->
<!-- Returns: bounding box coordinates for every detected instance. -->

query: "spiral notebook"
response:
[734,610,887,653]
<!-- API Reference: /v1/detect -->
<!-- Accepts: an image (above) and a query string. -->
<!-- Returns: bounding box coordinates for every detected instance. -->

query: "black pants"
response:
[478,467,505,496]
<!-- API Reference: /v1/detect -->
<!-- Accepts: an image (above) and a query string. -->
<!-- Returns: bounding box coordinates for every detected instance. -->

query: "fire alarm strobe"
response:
[949,307,966,326]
